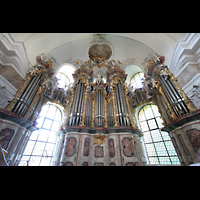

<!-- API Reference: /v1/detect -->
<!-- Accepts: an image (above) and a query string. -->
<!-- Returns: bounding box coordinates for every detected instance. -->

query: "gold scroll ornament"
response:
[94,133,106,146]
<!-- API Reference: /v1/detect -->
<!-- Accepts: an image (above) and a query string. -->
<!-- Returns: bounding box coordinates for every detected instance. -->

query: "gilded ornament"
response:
[91,99,95,127]
[153,88,170,124]
[31,90,46,122]
[158,84,177,120]
[104,98,108,128]
[94,133,106,146]
[81,84,90,126]
[110,86,118,127]
[113,76,123,85]
[76,75,87,85]
[65,87,75,127]
[147,57,155,68]
[124,86,134,127]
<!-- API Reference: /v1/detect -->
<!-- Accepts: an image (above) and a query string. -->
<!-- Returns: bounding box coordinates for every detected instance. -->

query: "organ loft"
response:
[1,34,200,166]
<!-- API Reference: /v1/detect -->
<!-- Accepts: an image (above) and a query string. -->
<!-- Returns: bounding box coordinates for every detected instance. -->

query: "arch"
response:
[18,103,63,166]
[55,63,76,85]
[113,76,123,85]
[125,64,143,84]
[12,33,186,67]
[138,104,180,165]
[94,87,107,98]
[130,72,144,89]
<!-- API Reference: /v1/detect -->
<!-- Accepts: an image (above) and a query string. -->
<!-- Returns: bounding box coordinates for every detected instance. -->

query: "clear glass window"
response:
[56,72,70,90]
[18,104,62,166]
[130,72,144,89]
[138,104,180,165]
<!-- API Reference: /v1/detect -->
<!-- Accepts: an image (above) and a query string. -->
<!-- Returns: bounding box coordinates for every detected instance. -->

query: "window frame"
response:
[56,71,70,90]
[138,104,180,165]
[18,103,62,166]
[130,72,144,90]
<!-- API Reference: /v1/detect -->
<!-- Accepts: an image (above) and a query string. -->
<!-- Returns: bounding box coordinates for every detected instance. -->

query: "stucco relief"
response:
[65,137,77,156]
[122,137,135,157]
[186,129,200,153]
[0,128,15,149]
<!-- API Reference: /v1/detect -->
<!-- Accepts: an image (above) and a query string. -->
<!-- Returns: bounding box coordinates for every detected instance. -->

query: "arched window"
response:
[130,72,144,89]
[138,104,180,165]
[56,64,75,90]
[56,72,70,89]
[18,103,62,166]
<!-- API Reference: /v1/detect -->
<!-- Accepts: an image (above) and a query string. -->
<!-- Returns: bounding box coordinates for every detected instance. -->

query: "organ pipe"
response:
[12,73,42,117]
[69,79,87,126]
[115,86,122,125]
[168,78,189,113]
[112,80,130,127]
[118,82,126,126]
[93,89,105,127]
[107,100,114,127]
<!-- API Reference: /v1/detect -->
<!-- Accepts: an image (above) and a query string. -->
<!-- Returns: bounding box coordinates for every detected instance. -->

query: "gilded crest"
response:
[94,133,106,146]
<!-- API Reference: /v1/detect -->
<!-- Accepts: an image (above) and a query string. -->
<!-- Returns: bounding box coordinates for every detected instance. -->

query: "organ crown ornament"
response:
[93,133,106,146]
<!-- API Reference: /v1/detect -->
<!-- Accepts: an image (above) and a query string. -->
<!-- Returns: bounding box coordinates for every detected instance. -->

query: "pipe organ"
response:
[59,60,147,166]
[1,51,200,166]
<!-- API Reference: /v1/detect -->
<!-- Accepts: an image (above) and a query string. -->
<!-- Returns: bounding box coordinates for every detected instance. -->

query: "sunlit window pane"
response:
[32,142,46,156]
[40,157,51,166]
[156,117,164,128]
[19,104,62,166]
[147,119,157,129]
[138,104,180,165]
[48,131,57,143]
[29,156,41,166]
[42,119,53,129]
[37,117,44,128]
[47,106,56,119]
[151,130,162,142]
[143,131,153,143]
[140,121,149,132]
[51,121,61,131]
[54,110,62,121]
[40,105,49,117]
[29,130,39,140]
[130,72,144,89]
[23,141,35,155]
[145,109,154,119]
[56,72,70,90]
[37,129,49,142]
[44,143,55,156]
[151,105,160,117]
[138,109,145,122]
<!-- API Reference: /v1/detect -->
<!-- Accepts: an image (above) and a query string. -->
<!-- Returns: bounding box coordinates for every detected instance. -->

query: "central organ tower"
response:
[59,43,147,166]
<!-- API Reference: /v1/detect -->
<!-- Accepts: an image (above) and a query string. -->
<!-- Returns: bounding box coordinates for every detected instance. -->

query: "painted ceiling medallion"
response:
[88,43,112,61]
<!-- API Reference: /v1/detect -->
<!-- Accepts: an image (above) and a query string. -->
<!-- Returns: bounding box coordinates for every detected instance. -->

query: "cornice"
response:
[0,33,29,78]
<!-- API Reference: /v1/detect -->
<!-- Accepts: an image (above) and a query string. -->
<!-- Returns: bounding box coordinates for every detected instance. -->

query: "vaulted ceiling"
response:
[11,33,186,66]
[10,33,187,85]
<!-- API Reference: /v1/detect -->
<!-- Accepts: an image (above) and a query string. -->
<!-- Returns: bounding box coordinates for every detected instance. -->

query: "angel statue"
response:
[95,71,103,85]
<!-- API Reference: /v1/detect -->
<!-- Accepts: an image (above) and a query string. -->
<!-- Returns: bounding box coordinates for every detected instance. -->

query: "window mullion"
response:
[143,107,159,164]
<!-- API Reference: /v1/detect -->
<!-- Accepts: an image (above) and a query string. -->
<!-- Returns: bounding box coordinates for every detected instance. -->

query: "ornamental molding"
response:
[0,33,29,79]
